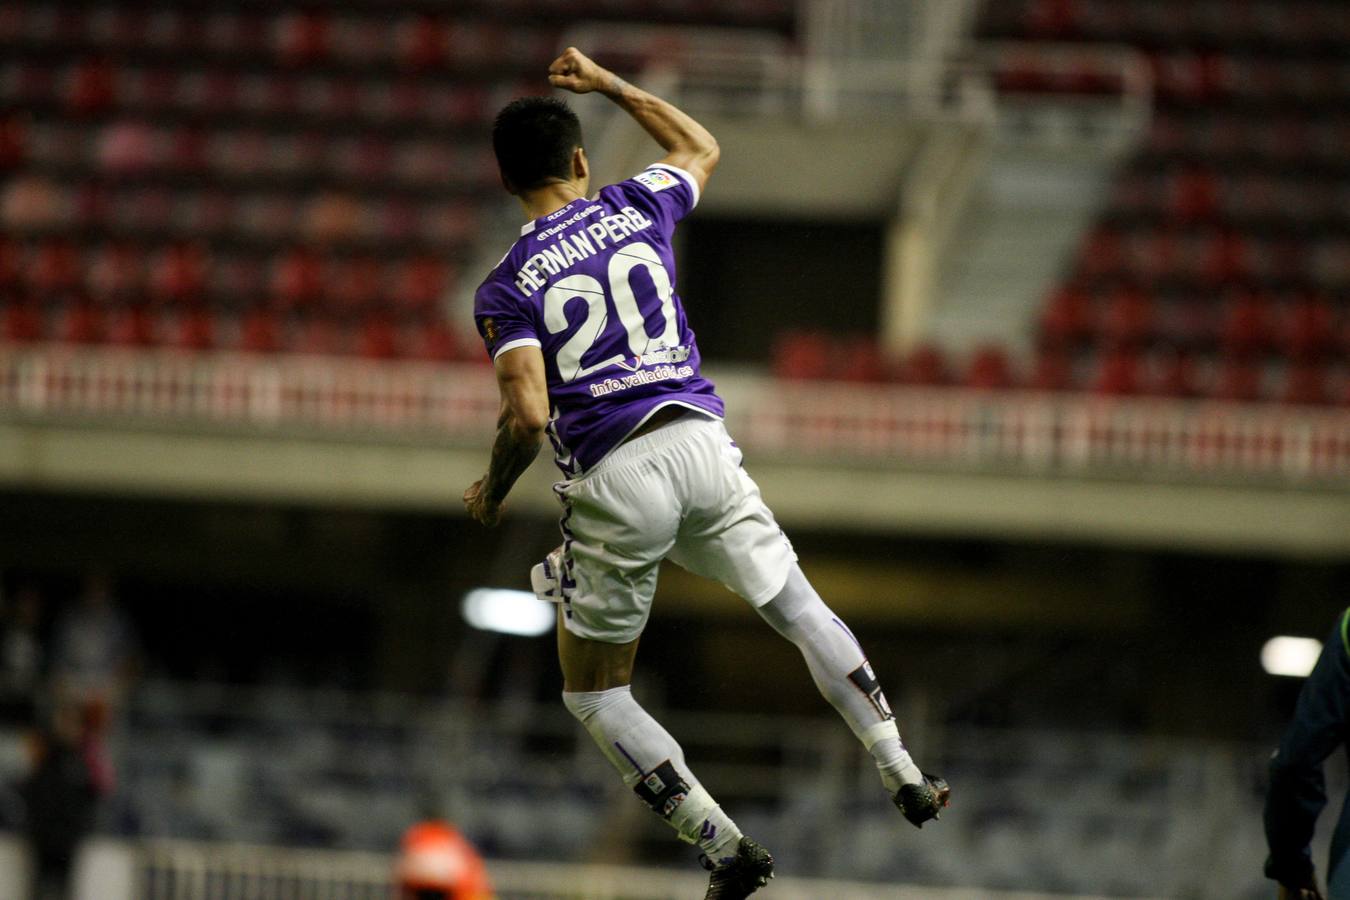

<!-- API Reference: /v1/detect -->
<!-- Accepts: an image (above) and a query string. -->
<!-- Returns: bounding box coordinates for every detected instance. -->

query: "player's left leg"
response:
[667,419,949,826]
[756,565,949,826]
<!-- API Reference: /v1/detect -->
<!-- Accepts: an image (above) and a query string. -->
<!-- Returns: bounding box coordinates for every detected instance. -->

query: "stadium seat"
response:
[238,307,281,354]
[1,299,44,343]
[107,305,158,346]
[1281,363,1330,406]
[1030,350,1074,392]
[965,344,1016,390]
[898,343,952,386]
[772,331,831,380]
[1093,348,1142,395]
[1213,358,1262,403]
[55,299,105,344]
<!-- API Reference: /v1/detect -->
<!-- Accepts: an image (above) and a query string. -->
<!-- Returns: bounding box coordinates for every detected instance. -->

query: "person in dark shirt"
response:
[1265,608,1350,899]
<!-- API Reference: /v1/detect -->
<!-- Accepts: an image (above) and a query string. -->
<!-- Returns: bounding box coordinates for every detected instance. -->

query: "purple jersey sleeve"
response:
[611,163,700,232]
[474,280,540,361]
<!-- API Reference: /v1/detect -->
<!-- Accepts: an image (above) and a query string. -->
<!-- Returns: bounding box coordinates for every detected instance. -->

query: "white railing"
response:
[128,843,1143,900]
[1,345,1346,485]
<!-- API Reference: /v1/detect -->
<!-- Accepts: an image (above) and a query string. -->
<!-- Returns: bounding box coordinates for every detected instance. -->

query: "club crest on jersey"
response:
[634,169,679,193]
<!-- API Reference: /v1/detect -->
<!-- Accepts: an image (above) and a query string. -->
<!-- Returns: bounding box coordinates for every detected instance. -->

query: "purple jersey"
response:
[474,163,724,476]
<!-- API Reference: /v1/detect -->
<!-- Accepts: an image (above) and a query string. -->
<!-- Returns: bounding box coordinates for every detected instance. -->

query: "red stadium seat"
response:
[396,15,446,70]
[106,305,157,346]
[357,315,398,360]
[1149,351,1199,398]
[328,255,385,314]
[30,239,82,296]
[1030,349,1074,391]
[772,331,830,380]
[88,242,146,301]
[149,243,209,305]
[0,112,28,171]
[834,337,888,383]
[1038,284,1093,349]
[55,299,105,344]
[270,248,324,311]
[65,60,117,115]
[407,321,458,362]
[1282,363,1330,406]
[1099,286,1154,349]
[1213,358,1262,403]
[1279,294,1335,362]
[1218,289,1271,358]
[1093,348,1142,395]
[897,343,951,386]
[393,256,448,315]
[964,344,1016,389]
[238,307,281,354]
[1,299,44,343]
[168,306,216,350]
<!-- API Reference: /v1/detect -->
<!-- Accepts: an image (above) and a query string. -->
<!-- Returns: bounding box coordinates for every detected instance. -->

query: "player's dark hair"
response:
[492,96,584,193]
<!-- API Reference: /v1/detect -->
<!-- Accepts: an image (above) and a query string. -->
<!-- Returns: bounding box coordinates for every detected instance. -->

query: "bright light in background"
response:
[461,588,555,637]
[1261,636,1323,677]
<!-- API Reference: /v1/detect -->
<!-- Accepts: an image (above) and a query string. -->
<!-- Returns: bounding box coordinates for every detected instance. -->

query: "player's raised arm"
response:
[547,47,719,193]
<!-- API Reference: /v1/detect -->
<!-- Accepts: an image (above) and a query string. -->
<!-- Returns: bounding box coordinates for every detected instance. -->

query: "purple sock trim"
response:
[832,617,863,651]
[614,739,645,778]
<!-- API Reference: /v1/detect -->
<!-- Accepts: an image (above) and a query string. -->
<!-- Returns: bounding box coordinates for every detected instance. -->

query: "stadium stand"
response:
[0,1,794,363]
[980,0,1350,404]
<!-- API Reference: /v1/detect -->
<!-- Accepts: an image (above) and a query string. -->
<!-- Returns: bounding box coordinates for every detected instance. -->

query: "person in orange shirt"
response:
[395,820,493,900]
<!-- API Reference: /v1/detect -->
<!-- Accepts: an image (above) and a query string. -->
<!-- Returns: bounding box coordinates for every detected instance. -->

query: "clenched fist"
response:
[548,47,616,95]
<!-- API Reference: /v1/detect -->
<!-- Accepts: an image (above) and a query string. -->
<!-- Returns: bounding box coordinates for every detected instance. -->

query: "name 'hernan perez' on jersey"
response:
[473,163,724,476]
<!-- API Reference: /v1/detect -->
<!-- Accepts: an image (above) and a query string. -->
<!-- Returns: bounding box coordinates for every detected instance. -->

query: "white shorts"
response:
[554,414,797,644]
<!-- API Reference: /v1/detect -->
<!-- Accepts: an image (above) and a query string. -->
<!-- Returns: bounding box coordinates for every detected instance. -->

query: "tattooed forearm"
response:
[482,412,542,504]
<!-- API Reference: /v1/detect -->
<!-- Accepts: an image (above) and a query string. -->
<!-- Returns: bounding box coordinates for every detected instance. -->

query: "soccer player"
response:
[464,47,949,898]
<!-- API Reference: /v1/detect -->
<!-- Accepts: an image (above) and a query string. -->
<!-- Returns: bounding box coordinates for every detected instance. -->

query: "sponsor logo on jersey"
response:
[634,169,679,193]
[482,318,499,347]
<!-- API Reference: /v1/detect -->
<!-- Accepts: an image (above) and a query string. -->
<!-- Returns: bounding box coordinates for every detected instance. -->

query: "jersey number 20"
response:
[542,241,678,383]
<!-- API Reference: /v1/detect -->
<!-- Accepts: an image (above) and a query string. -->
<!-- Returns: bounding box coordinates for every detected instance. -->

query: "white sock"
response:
[757,565,924,793]
[563,686,741,859]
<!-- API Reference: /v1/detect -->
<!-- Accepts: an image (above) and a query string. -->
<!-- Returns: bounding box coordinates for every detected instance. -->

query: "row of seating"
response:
[997,53,1350,105]
[2,177,481,251]
[1039,285,1346,359]
[1106,167,1350,227]
[1146,111,1350,165]
[14,120,498,192]
[773,332,1349,405]
[1,299,471,361]
[992,0,1350,48]
[0,1,793,68]
[986,0,1348,407]
[0,61,525,131]
[1,238,455,311]
[1073,226,1344,289]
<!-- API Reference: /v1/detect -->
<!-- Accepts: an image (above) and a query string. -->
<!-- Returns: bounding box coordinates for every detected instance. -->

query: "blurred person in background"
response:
[395,820,492,900]
[50,573,139,716]
[0,585,46,726]
[463,48,947,899]
[1264,608,1350,900]
[22,702,110,900]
